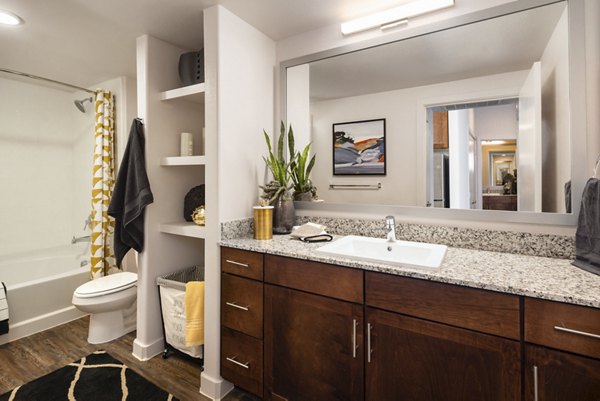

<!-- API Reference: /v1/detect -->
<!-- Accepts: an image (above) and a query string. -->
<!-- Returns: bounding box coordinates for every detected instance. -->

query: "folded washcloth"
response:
[0,282,8,335]
[290,222,327,239]
[185,281,205,346]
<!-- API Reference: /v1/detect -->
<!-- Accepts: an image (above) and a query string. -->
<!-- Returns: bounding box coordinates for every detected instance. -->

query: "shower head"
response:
[74,97,93,113]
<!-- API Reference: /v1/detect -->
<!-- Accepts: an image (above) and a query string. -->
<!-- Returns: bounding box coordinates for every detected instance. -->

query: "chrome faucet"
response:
[71,235,91,244]
[385,215,397,242]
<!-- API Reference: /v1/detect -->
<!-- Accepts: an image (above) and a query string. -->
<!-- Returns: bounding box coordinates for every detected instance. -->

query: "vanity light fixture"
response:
[341,0,454,35]
[0,9,23,25]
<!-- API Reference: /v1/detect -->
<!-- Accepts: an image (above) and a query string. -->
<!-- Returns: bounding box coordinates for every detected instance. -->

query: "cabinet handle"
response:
[226,356,250,369]
[225,301,249,311]
[352,319,358,358]
[367,323,372,363]
[533,365,539,401]
[554,325,600,339]
[225,259,249,268]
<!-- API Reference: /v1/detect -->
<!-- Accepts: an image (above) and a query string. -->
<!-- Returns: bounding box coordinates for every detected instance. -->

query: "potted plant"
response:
[260,122,295,234]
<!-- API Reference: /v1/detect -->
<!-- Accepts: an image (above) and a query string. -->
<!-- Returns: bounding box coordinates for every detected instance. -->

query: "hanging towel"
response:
[0,282,8,335]
[184,281,205,346]
[572,177,600,276]
[108,119,154,266]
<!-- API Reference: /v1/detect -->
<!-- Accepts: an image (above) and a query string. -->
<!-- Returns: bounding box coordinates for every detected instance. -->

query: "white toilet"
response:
[72,272,138,344]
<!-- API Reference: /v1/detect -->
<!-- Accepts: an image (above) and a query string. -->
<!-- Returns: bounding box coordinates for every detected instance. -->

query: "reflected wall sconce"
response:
[341,0,454,35]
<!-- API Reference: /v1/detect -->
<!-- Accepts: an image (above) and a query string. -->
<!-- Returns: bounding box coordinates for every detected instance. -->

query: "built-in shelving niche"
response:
[158,83,206,239]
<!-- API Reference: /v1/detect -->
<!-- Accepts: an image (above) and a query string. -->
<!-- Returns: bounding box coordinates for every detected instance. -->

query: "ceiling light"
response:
[341,0,454,35]
[0,9,23,25]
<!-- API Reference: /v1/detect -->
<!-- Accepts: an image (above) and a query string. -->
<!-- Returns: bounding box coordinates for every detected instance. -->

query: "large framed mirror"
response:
[282,0,587,226]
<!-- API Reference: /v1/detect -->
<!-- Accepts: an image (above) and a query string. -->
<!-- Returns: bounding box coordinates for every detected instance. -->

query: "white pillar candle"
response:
[180,132,193,156]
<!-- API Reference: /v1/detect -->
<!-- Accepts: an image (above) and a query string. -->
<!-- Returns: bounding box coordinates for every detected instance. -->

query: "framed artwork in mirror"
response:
[332,118,386,175]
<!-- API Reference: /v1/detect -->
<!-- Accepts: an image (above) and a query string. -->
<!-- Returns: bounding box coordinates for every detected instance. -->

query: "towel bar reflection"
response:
[329,183,381,190]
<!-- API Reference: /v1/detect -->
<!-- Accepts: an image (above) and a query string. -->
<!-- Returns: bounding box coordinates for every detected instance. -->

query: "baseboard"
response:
[200,372,234,400]
[0,306,86,346]
[132,336,164,361]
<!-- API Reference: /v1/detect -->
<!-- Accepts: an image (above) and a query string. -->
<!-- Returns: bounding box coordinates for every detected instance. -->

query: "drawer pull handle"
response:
[225,259,249,268]
[367,323,372,364]
[226,302,249,311]
[226,356,250,369]
[554,325,600,339]
[533,365,539,401]
[352,319,358,358]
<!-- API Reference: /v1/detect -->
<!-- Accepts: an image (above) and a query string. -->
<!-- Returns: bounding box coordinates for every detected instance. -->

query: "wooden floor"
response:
[0,317,257,400]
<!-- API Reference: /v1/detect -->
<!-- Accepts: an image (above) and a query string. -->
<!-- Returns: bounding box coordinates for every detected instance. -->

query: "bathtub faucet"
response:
[71,235,91,244]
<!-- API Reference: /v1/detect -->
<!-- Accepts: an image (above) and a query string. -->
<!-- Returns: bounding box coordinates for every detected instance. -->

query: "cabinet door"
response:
[525,344,600,401]
[264,284,364,401]
[366,308,520,401]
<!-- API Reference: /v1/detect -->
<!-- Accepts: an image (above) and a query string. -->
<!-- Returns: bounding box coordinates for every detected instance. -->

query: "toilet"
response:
[72,272,137,344]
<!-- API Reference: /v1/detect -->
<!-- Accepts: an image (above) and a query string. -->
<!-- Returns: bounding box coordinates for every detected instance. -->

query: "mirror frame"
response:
[280,0,587,227]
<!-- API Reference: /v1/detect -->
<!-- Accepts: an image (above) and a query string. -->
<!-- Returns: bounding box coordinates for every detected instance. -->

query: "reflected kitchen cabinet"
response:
[433,111,448,150]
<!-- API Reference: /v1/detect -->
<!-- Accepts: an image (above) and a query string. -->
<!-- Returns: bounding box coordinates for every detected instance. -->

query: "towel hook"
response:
[594,154,600,179]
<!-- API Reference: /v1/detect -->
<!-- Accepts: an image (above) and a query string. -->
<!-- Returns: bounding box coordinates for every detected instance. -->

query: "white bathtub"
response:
[0,244,90,345]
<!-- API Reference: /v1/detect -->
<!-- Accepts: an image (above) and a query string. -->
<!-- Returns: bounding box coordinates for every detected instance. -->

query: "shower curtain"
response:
[90,90,117,278]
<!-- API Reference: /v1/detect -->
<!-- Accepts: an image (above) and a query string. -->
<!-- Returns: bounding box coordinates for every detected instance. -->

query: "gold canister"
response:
[253,206,274,240]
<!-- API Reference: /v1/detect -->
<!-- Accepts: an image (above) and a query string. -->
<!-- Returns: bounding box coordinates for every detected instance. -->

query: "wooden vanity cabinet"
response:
[264,255,364,401]
[524,298,600,400]
[365,272,521,401]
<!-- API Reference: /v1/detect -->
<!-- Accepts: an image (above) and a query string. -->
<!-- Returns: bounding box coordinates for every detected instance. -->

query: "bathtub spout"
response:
[71,235,91,244]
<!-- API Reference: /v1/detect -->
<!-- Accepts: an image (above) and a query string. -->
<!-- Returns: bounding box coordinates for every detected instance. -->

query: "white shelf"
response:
[160,155,206,166]
[160,83,205,103]
[159,222,207,238]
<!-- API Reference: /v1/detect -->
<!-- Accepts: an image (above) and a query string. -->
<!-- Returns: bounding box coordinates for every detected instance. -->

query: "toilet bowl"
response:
[72,272,137,344]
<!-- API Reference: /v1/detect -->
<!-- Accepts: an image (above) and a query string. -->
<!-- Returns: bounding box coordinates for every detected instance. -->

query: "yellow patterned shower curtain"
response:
[90,90,117,278]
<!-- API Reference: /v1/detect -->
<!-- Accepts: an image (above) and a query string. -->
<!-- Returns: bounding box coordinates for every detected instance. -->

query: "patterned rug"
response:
[0,351,179,400]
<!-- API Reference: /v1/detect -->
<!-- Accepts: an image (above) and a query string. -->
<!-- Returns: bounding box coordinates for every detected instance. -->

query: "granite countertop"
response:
[220,235,600,309]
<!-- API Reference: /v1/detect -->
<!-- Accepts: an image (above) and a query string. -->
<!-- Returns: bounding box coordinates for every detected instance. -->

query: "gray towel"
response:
[0,282,8,335]
[108,119,154,266]
[572,177,600,276]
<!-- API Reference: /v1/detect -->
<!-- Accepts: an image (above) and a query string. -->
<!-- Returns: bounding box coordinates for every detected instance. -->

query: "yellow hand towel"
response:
[185,281,205,346]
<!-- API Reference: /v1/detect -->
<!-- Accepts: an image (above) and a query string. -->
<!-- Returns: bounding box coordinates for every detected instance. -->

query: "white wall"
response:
[310,70,526,206]
[0,77,89,256]
[202,6,276,399]
[276,0,516,63]
[540,9,570,213]
[585,0,600,177]
[473,104,517,141]
[286,64,311,151]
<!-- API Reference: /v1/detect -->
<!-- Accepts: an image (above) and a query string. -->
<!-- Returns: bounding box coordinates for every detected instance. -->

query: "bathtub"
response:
[0,243,90,345]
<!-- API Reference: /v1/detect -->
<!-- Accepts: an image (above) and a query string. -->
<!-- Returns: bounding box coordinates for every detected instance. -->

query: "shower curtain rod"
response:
[0,67,95,94]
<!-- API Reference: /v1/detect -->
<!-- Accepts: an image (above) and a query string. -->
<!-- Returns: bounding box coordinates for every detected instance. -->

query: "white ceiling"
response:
[0,0,414,90]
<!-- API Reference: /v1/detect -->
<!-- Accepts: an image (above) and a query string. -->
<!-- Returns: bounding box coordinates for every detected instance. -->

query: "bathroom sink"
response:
[314,235,447,269]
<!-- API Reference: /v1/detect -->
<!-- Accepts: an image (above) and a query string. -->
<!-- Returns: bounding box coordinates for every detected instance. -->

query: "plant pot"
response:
[273,197,295,234]
[294,191,313,202]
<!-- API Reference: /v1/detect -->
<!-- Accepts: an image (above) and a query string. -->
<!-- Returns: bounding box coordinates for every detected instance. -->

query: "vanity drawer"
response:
[221,247,264,280]
[366,272,520,340]
[265,254,363,303]
[221,273,263,338]
[525,297,600,359]
[221,326,263,398]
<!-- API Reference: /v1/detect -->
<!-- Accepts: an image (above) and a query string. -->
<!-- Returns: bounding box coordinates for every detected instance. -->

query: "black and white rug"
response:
[0,351,179,400]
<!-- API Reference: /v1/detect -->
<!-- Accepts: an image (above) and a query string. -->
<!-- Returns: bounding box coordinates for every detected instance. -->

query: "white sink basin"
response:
[315,235,447,269]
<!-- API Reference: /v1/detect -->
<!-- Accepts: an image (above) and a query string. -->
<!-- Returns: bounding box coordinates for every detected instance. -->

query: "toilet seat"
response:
[74,272,137,299]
